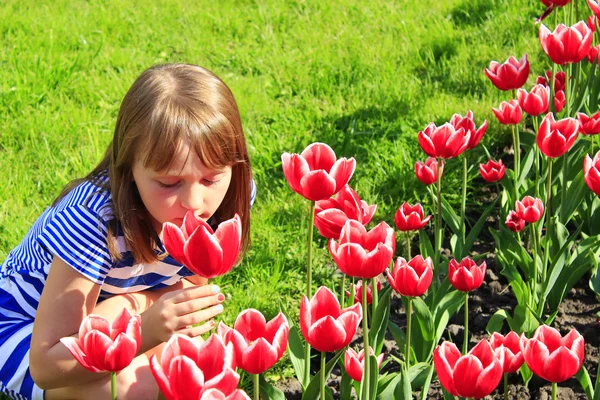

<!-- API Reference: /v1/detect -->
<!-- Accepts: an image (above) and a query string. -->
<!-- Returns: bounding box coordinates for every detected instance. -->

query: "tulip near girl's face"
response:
[281,142,356,201]
[479,159,506,183]
[448,111,488,150]
[344,347,384,382]
[484,55,530,91]
[415,157,444,185]
[537,113,579,158]
[584,152,600,196]
[447,257,486,292]
[490,331,525,374]
[515,196,544,224]
[539,22,593,65]
[149,334,239,400]
[217,309,289,375]
[387,255,433,297]
[314,185,377,240]
[417,123,470,159]
[518,84,550,117]
[394,202,432,231]
[492,100,523,125]
[434,340,504,399]
[345,280,381,305]
[521,325,585,383]
[300,286,362,353]
[60,308,141,373]
[163,211,242,279]
[328,220,396,279]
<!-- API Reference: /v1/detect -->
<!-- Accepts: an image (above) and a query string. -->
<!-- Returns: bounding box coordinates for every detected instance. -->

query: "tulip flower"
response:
[506,210,526,232]
[554,90,566,113]
[515,196,544,223]
[415,157,444,185]
[417,122,470,159]
[217,309,289,375]
[490,332,525,374]
[281,142,356,201]
[60,308,141,373]
[394,202,432,231]
[578,112,600,135]
[479,159,506,183]
[328,220,395,279]
[434,340,504,398]
[314,185,376,240]
[537,113,579,158]
[200,389,251,400]
[584,152,600,196]
[541,0,571,5]
[484,55,530,91]
[588,16,597,33]
[537,71,566,92]
[163,211,241,279]
[300,286,362,353]
[590,0,600,19]
[521,325,585,383]
[449,111,488,150]
[492,100,523,125]
[539,22,593,65]
[344,347,384,382]
[345,279,381,305]
[386,255,433,297]
[149,334,240,400]
[518,84,550,116]
[448,257,487,293]
[588,45,600,63]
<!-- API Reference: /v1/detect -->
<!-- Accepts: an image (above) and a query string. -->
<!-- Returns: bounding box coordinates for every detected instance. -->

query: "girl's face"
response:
[132,142,232,235]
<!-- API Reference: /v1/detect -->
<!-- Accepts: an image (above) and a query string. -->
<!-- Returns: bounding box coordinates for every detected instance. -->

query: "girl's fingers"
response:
[176,304,224,329]
[169,284,220,303]
[178,320,217,338]
[173,294,224,316]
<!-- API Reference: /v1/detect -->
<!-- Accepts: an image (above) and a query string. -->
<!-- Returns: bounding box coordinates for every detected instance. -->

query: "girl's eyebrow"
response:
[157,168,228,178]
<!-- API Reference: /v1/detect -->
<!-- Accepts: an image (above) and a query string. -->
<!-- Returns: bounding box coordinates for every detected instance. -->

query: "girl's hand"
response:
[142,284,224,344]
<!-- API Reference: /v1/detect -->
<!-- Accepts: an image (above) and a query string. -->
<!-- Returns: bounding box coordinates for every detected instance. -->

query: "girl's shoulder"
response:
[54,174,113,221]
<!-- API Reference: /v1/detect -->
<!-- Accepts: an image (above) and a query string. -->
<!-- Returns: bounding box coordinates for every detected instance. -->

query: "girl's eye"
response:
[157,181,181,189]
[203,179,221,187]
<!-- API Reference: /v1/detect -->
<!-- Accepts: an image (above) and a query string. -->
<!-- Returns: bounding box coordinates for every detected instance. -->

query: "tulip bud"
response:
[490,331,525,374]
[418,123,470,159]
[484,55,530,91]
[394,202,432,231]
[584,152,600,196]
[554,90,566,113]
[447,257,486,292]
[515,196,544,223]
[387,255,433,297]
[479,159,506,183]
[344,347,384,382]
[415,157,444,185]
[505,210,526,232]
[536,113,579,158]
[449,110,488,150]
[518,84,550,116]
[492,100,523,125]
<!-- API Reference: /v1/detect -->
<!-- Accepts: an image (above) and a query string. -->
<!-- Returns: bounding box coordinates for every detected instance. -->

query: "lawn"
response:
[0,0,544,391]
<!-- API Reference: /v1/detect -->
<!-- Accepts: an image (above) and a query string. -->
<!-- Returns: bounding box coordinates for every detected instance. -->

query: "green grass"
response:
[0,0,548,390]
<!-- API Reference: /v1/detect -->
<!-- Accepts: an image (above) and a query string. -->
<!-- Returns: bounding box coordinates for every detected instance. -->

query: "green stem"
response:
[560,67,570,223]
[539,159,553,317]
[551,60,557,114]
[320,352,326,400]
[460,155,467,251]
[406,233,412,259]
[254,373,260,400]
[463,292,469,355]
[111,372,117,400]
[533,116,540,198]
[406,297,413,368]
[504,373,508,400]
[552,382,557,400]
[513,89,521,199]
[435,159,443,272]
[511,124,519,202]
[371,278,379,315]
[340,274,346,309]
[361,278,370,399]
[305,200,316,385]
[530,222,539,305]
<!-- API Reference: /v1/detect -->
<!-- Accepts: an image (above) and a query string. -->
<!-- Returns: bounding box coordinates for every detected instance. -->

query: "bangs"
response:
[137,100,242,172]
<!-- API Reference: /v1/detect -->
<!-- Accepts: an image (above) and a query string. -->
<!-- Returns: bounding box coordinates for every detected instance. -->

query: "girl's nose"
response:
[181,182,205,213]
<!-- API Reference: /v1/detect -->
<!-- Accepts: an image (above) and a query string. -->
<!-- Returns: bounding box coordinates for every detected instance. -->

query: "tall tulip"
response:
[163,211,242,279]
[539,22,593,65]
[584,152,600,196]
[434,340,504,399]
[314,185,376,240]
[328,220,395,279]
[449,111,488,150]
[492,100,522,125]
[344,347,384,382]
[394,202,432,232]
[480,159,506,183]
[415,157,443,185]
[578,112,600,135]
[484,55,530,91]
[518,84,550,116]
[281,142,356,201]
[149,334,240,400]
[537,113,579,158]
[417,122,470,159]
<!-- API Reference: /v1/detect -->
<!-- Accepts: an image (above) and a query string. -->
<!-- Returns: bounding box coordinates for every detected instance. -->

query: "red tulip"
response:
[520,325,585,382]
[590,0,600,19]
[541,0,571,5]
[217,309,289,375]
[447,257,486,293]
[449,110,488,150]
[281,142,356,201]
[345,280,381,305]
[434,340,504,398]
[344,347,384,382]
[60,308,141,373]
[394,202,432,231]
[490,332,525,374]
[505,210,526,232]
[588,15,597,33]
[386,255,433,297]
[415,157,444,185]
[418,123,470,159]
[149,334,239,400]
[588,45,600,63]
[578,112,600,135]
[515,196,544,224]
[536,71,566,92]
[314,185,376,240]
[584,151,600,196]
[554,90,566,113]
[163,211,241,279]
[518,84,550,116]
[484,55,530,91]
[492,100,523,125]
[539,22,593,65]
[200,389,251,400]
[479,159,506,183]
[537,113,579,158]
[300,286,362,353]
[329,220,396,279]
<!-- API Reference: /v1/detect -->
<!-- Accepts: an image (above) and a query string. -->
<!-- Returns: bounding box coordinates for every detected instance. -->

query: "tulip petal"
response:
[329,158,357,192]
[300,142,337,171]
[214,215,242,273]
[314,208,349,239]
[149,355,176,400]
[168,356,206,398]
[105,333,137,371]
[307,316,348,352]
[185,225,224,278]
[360,243,394,279]
[281,153,309,194]
[203,367,242,396]
[163,222,190,267]
[82,330,113,371]
[233,309,267,342]
[60,337,102,373]
[197,335,231,381]
[299,170,337,201]
[240,338,278,374]
[453,355,484,398]
[543,347,581,382]
[433,343,461,396]
[311,286,342,321]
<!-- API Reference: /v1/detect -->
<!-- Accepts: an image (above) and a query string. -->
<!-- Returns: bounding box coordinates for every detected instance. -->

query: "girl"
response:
[0,63,256,399]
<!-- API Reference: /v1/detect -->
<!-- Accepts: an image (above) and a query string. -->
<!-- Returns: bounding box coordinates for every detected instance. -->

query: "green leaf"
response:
[388,321,407,354]
[419,229,435,261]
[369,285,392,354]
[518,145,535,188]
[441,196,461,236]
[486,309,509,334]
[576,365,595,400]
[302,349,344,400]
[288,325,309,388]
[463,197,498,256]
[419,365,435,400]
[367,354,380,399]
[396,363,413,400]
[508,305,538,335]
[408,363,431,391]
[520,364,533,387]
[376,372,401,400]
[259,374,286,400]
[560,170,587,222]
[339,371,354,400]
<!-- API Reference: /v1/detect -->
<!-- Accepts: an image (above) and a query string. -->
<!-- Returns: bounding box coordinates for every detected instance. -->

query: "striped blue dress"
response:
[0,176,256,399]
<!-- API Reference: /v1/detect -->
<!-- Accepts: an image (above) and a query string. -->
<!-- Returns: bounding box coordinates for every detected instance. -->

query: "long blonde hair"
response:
[56,64,252,263]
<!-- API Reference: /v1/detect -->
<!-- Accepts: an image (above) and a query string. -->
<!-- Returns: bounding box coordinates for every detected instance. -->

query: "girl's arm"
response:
[30,256,224,389]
